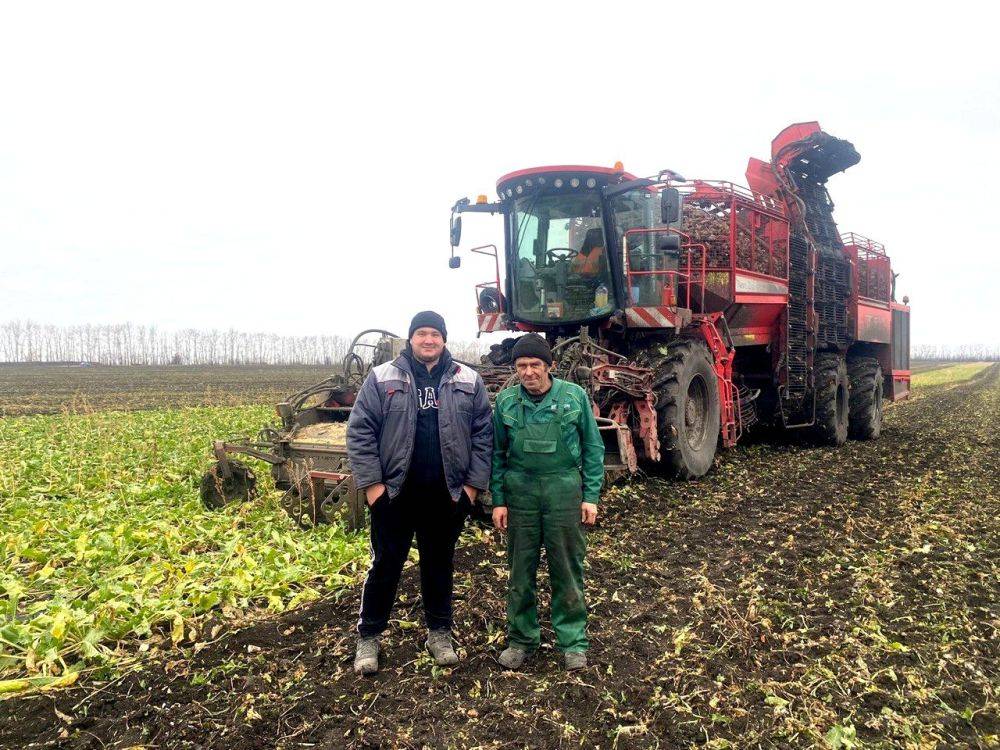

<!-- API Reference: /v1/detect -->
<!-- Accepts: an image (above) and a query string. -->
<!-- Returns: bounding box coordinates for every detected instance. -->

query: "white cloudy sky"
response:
[1,2,997,348]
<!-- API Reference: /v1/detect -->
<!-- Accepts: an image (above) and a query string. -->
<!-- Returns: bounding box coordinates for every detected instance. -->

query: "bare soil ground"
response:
[4,366,998,749]
[0,364,333,416]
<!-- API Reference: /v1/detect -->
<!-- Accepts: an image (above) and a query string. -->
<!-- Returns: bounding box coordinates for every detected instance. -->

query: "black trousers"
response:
[357,482,469,637]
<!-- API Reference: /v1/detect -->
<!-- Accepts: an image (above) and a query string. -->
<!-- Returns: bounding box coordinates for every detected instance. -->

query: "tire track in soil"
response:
[4,365,998,749]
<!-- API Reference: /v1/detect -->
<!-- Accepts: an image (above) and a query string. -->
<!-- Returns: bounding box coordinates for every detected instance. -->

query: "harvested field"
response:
[911,362,994,388]
[3,364,997,748]
[0,364,333,416]
[910,360,956,374]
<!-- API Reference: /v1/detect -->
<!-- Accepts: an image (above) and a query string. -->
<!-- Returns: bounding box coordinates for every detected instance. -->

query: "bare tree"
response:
[0,320,457,366]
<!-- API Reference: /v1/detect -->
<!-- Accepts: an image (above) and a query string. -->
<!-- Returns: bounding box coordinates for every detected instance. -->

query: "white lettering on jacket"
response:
[417,386,438,410]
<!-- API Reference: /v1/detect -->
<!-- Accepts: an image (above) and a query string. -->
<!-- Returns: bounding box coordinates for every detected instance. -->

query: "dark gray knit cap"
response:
[408,310,447,341]
[511,333,553,365]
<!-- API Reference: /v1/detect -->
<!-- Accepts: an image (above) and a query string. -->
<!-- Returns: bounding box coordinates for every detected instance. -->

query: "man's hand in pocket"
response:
[365,483,387,506]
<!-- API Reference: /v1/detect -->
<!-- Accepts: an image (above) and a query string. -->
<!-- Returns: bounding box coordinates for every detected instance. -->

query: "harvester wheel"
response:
[200,460,257,510]
[848,357,883,440]
[812,353,850,445]
[652,339,721,478]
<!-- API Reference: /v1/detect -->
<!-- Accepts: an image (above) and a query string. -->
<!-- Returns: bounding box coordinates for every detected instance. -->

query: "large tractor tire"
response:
[812,353,850,445]
[652,339,721,478]
[848,356,884,440]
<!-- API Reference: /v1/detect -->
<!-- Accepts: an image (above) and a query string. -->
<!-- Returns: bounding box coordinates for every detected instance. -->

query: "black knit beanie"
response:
[510,333,553,365]
[408,310,447,341]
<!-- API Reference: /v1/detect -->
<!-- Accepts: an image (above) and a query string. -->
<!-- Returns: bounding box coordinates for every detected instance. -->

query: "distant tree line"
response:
[6,320,991,366]
[911,343,999,361]
[0,320,486,366]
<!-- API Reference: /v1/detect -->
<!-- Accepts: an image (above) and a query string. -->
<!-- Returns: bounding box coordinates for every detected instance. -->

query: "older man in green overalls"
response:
[491,334,605,671]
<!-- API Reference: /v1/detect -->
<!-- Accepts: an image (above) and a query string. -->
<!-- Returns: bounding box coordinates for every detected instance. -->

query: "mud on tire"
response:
[652,339,721,478]
[812,353,849,445]
[848,356,884,440]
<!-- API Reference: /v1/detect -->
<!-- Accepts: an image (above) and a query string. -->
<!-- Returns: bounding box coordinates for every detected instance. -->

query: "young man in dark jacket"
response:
[347,311,493,675]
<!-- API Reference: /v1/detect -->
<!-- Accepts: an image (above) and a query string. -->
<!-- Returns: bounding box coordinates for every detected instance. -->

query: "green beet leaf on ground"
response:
[0,405,368,684]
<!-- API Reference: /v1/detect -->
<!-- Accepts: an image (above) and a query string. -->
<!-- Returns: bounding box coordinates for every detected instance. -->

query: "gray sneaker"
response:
[498,646,528,670]
[564,651,587,671]
[354,636,380,675]
[426,629,459,666]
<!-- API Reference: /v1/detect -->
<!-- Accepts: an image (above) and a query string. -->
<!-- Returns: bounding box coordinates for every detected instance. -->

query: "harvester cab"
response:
[450,165,688,336]
[449,122,909,480]
[449,164,739,480]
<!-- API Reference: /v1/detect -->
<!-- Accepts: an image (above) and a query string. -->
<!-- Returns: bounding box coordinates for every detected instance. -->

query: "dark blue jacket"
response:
[346,353,493,501]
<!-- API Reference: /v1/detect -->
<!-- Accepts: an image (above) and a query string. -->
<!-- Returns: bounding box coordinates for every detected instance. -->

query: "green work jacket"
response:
[490,378,605,507]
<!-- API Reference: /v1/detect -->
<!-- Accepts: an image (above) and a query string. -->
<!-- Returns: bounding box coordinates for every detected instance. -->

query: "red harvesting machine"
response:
[450,121,911,479]
[199,122,912,530]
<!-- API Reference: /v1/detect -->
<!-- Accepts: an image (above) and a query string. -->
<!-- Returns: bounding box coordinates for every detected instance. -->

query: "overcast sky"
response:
[1,2,997,348]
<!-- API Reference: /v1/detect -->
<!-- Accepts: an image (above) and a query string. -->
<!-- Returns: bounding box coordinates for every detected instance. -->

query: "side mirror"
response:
[448,256,461,269]
[661,187,681,224]
[450,215,462,247]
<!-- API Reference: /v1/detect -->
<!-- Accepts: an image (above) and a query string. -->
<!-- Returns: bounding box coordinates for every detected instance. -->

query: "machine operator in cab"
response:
[490,334,605,671]
[569,227,606,278]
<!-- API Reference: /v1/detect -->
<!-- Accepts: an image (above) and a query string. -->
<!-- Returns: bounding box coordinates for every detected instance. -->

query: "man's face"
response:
[515,356,553,394]
[410,327,445,363]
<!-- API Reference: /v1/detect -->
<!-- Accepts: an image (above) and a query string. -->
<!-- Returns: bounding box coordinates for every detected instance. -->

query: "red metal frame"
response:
[770,121,823,169]
[496,164,636,189]
[604,402,638,472]
[308,470,349,482]
[690,313,741,448]
[469,243,502,312]
[841,232,891,305]
[682,180,790,296]
[621,179,790,321]
[841,232,892,344]
[891,369,912,398]
[591,362,661,462]
[622,226,708,313]
[890,300,911,400]
[467,243,511,334]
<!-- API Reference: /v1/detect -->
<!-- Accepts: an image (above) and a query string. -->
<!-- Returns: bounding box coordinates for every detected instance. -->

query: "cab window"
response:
[511,191,615,323]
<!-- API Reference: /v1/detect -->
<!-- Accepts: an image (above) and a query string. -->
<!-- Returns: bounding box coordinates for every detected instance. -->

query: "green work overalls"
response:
[500,380,589,653]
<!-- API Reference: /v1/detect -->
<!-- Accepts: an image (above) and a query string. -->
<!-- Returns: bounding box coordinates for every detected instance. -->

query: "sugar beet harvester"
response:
[201,122,911,530]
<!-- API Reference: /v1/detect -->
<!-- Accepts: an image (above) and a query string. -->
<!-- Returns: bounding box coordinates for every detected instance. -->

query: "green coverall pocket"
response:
[550,471,584,508]
[522,439,557,454]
